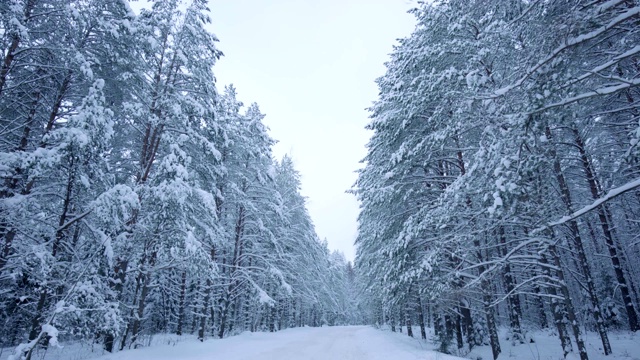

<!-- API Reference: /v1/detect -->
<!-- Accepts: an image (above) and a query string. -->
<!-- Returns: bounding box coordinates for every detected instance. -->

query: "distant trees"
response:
[0,1,358,359]
[354,1,640,360]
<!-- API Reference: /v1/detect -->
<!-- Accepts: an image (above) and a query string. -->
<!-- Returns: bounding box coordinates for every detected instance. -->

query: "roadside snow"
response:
[467,328,640,360]
[75,326,461,360]
[5,326,638,360]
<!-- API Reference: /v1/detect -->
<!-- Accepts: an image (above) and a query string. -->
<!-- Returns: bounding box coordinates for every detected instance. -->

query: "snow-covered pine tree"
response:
[355,1,640,360]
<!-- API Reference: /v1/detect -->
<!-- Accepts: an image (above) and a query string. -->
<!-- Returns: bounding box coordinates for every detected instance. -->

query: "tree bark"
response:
[472,236,501,360]
[455,313,464,349]
[198,277,211,341]
[533,282,548,329]
[542,259,573,359]
[176,271,187,336]
[0,0,36,97]
[405,309,413,337]
[499,227,524,343]
[418,296,427,340]
[546,125,610,355]
[128,248,157,348]
[550,243,589,360]
[573,127,639,332]
[460,299,474,349]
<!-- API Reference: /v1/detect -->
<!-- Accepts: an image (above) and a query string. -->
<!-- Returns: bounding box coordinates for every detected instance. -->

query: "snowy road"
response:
[95,326,463,360]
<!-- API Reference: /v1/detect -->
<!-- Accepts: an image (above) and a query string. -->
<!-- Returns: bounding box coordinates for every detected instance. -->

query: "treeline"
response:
[354,1,640,360]
[0,1,357,359]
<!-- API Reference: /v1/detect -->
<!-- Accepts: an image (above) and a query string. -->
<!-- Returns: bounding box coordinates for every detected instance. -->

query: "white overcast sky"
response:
[209,0,416,261]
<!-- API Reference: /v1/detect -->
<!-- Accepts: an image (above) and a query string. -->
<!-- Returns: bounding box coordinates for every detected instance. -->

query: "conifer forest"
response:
[1,1,640,360]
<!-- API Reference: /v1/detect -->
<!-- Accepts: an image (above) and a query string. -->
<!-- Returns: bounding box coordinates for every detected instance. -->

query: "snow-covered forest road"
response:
[93,326,462,360]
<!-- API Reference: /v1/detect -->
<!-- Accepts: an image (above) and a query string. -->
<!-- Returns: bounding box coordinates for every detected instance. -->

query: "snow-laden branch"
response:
[454,177,640,295]
[489,6,640,98]
[56,209,93,232]
[533,177,640,234]
[560,45,640,89]
[529,78,640,114]
[508,0,542,25]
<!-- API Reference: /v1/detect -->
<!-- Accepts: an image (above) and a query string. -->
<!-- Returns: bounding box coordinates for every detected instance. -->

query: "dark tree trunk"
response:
[499,227,524,343]
[551,244,589,360]
[244,259,253,331]
[472,235,500,360]
[533,283,548,329]
[418,296,427,340]
[547,126,609,356]
[27,159,76,346]
[484,293,501,360]
[444,314,453,340]
[460,299,474,349]
[405,309,413,337]
[455,313,464,349]
[129,272,152,348]
[103,258,128,351]
[198,248,216,341]
[218,297,229,338]
[0,35,20,98]
[127,248,157,349]
[176,271,187,336]
[574,127,640,332]
[27,289,48,342]
[433,307,441,336]
[0,0,35,97]
[198,277,212,341]
[426,301,431,328]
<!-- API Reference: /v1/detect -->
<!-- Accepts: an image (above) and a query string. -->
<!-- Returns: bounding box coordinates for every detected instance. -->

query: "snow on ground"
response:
[92,326,463,360]
[466,328,640,360]
[3,326,638,360]
[1,326,463,360]
[395,325,640,360]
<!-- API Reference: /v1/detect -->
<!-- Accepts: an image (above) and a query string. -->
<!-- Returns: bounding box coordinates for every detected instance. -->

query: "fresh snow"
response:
[7,327,463,360]
[95,326,463,360]
[467,328,640,360]
[3,326,639,360]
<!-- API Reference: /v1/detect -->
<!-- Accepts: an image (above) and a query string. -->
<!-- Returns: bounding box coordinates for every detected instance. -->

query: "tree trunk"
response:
[176,271,187,336]
[405,309,413,337]
[218,205,245,338]
[459,299,474,349]
[444,313,453,340]
[268,301,275,332]
[472,236,501,360]
[128,248,157,348]
[244,258,253,331]
[129,273,151,348]
[499,227,524,343]
[198,277,212,341]
[26,158,76,345]
[573,127,640,332]
[218,296,229,338]
[550,291,572,357]
[549,243,589,360]
[0,0,35,97]
[199,290,212,341]
[547,125,610,355]
[426,300,431,328]
[104,258,128,351]
[484,292,501,360]
[418,296,427,340]
[455,313,464,349]
[533,283,548,329]
[433,307,440,336]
